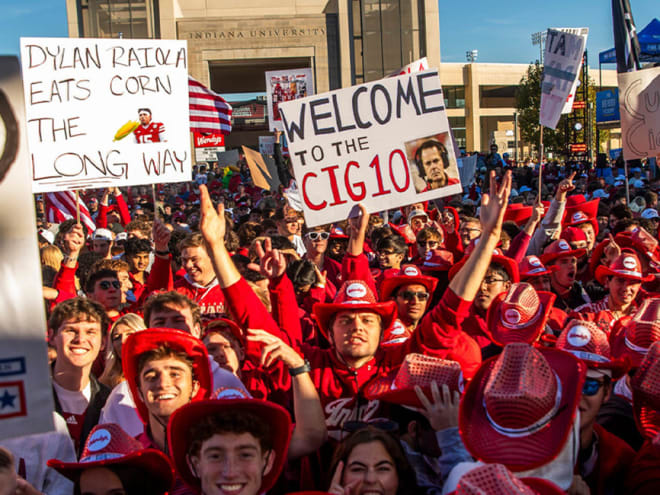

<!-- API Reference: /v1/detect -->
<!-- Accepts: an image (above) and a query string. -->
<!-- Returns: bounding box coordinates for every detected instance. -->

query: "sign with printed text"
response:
[0,57,55,439]
[556,28,588,115]
[618,66,660,160]
[20,37,191,193]
[540,29,586,129]
[278,69,462,227]
[194,132,225,148]
[265,68,314,132]
[596,89,620,123]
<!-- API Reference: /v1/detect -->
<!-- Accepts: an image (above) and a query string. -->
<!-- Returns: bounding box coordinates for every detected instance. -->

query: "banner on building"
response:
[540,29,586,129]
[20,38,191,193]
[265,68,314,132]
[554,28,589,115]
[0,57,55,439]
[278,69,462,227]
[596,89,620,124]
[618,66,660,160]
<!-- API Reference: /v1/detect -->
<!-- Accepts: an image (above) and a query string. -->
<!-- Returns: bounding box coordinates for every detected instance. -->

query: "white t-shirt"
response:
[53,381,91,415]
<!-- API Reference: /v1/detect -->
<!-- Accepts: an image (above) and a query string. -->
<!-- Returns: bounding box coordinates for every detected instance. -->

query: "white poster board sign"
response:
[259,135,276,155]
[20,38,191,193]
[618,66,660,160]
[265,68,314,132]
[279,69,462,227]
[0,57,55,439]
[556,28,589,114]
[388,57,429,77]
[540,29,586,129]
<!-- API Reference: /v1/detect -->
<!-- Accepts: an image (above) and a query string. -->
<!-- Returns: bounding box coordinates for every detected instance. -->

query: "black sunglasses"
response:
[99,280,121,290]
[398,290,430,301]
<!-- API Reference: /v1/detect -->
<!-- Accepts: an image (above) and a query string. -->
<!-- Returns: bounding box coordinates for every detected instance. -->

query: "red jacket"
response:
[582,423,635,495]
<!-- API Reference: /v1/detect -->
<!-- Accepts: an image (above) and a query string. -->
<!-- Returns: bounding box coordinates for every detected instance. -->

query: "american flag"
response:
[44,191,96,233]
[188,76,233,135]
[611,0,642,73]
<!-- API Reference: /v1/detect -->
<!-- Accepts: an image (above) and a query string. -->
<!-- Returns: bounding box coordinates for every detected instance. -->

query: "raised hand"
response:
[253,238,287,279]
[152,218,172,253]
[602,234,621,266]
[328,461,359,495]
[246,329,305,369]
[479,170,511,235]
[60,223,85,258]
[198,184,226,250]
[414,382,460,431]
[556,171,576,201]
[348,203,369,239]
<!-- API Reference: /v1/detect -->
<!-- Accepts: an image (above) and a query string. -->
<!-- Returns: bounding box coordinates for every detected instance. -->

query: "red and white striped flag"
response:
[189,76,233,135]
[44,191,96,233]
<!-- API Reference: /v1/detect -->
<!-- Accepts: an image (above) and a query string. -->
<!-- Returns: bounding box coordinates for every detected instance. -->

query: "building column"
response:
[424,0,441,67]
[337,0,353,88]
[464,63,480,151]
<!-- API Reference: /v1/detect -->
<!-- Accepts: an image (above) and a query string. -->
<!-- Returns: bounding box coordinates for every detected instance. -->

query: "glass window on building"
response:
[78,0,160,39]
[350,0,426,83]
[444,86,465,108]
[448,117,466,150]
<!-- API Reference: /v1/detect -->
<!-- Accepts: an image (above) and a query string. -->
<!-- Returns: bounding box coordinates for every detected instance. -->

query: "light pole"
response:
[466,50,478,63]
[531,31,547,64]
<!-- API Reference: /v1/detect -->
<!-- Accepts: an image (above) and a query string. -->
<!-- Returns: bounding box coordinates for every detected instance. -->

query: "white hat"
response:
[38,229,54,244]
[408,209,429,224]
[641,208,660,220]
[92,228,113,241]
[115,232,128,241]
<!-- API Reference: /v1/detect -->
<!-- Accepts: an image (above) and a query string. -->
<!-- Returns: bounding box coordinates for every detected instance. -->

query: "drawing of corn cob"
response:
[113,120,140,141]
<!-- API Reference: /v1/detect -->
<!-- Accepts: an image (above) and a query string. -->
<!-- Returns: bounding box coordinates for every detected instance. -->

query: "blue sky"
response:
[1,0,657,66]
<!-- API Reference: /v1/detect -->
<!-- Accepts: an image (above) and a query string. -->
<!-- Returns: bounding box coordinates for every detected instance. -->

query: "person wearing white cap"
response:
[641,208,659,221]
[92,228,114,260]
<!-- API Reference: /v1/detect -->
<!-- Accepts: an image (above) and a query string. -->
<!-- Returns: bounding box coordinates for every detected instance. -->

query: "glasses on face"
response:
[378,250,396,256]
[582,377,607,397]
[306,231,330,241]
[398,290,430,301]
[98,280,121,290]
[417,241,439,248]
[482,277,506,286]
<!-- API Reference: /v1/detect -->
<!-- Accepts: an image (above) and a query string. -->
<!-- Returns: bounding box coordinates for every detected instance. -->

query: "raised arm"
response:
[448,170,512,302]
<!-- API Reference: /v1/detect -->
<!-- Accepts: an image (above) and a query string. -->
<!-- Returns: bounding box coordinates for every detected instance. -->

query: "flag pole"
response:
[152,184,159,221]
[75,190,81,224]
[538,125,544,199]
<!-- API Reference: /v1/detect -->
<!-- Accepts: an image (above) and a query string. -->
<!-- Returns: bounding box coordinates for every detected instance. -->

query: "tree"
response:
[516,62,607,158]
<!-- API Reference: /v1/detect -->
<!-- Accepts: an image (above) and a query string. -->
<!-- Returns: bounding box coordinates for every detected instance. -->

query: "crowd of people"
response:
[1,141,659,495]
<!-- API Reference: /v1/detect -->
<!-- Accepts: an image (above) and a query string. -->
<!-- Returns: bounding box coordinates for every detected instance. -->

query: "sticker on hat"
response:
[529,256,541,267]
[623,257,638,270]
[573,212,587,222]
[567,325,592,347]
[346,282,367,298]
[390,321,406,336]
[558,240,570,250]
[86,428,112,452]
[403,266,420,276]
[504,308,521,325]
[425,251,433,261]
[213,387,249,400]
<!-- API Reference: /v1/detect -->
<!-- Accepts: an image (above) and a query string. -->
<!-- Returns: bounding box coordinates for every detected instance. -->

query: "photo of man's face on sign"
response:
[405,133,460,193]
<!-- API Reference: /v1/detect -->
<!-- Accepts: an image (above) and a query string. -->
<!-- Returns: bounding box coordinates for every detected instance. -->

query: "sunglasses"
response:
[582,377,607,397]
[398,290,430,301]
[306,231,330,241]
[98,280,121,290]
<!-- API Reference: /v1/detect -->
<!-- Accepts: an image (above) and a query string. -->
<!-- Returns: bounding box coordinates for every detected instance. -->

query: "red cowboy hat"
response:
[564,210,599,237]
[555,319,628,379]
[564,194,599,220]
[448,248,520,283]
[168,394,292,494]
[632,342,660,440]
[365,353,463,408]
[122,328,212,424]
[48,423,174,490]
[589,238,611,278]
[380,264,438,303]
[595,252,654,285]
[313,280,397,339]
[448,463,564,495]
[520,255,558,279]
[540,239,587,265]
[616,227,660,269]
[503,203,533,226]
[611,298,660,368]
[203,317,244,344]
[486,283,556,346]
[459,343,586,471]
[560,226,587,245]
[420,248,454,272]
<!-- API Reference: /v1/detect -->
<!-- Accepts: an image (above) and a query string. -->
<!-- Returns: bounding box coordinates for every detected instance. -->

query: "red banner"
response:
[194,132,225,148]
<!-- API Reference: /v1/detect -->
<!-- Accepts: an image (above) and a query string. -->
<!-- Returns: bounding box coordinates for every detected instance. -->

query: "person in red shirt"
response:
[133,108,166,143]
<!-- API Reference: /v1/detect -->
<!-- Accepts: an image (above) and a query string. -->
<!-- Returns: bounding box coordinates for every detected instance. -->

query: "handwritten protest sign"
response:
[387,57,429,77]
[555,28,589,115]
[540,29,586,129]
[20,38,191,193]
[278,69,461,227]
[0,57,55,439]
[265,68,314,132]
[618,67,660,160]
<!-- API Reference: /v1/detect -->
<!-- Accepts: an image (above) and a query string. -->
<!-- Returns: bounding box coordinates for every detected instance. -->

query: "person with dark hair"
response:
[133,108,166,143]
[375,234,408,271]
[48,298,110,456]
[124,237,152,300]
[414,140,458,191]
[328,427,419,495]
[84,268,122,321]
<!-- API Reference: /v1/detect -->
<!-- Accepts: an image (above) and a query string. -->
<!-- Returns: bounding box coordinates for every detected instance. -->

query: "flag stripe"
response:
[45,192,96,232]
[188,76,233,136]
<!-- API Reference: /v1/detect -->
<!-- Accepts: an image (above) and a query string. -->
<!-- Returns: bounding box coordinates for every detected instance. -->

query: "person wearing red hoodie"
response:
[195,171,511,443]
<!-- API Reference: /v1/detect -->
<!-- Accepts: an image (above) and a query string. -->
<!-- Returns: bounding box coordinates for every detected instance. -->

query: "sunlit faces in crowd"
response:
[181,245,215,286]
[146,301,201,339]
[393,283,429,326]
[474,265,511,312]
[203,329,244,376]
[330,311,383,367]
[52,316,104,371]
[607,275,642,308]
[550,256,578,291]
[458,218,482,248]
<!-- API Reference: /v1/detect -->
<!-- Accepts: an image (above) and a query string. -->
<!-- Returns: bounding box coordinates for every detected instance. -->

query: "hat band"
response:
[567,349,610,363]
[80,452,124,463]
[624,336,649,354]
[500,304,543,330]
[526,267,547,275]
[611,268,643,278]
[483,371,562,438]
[423,261,445,267]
